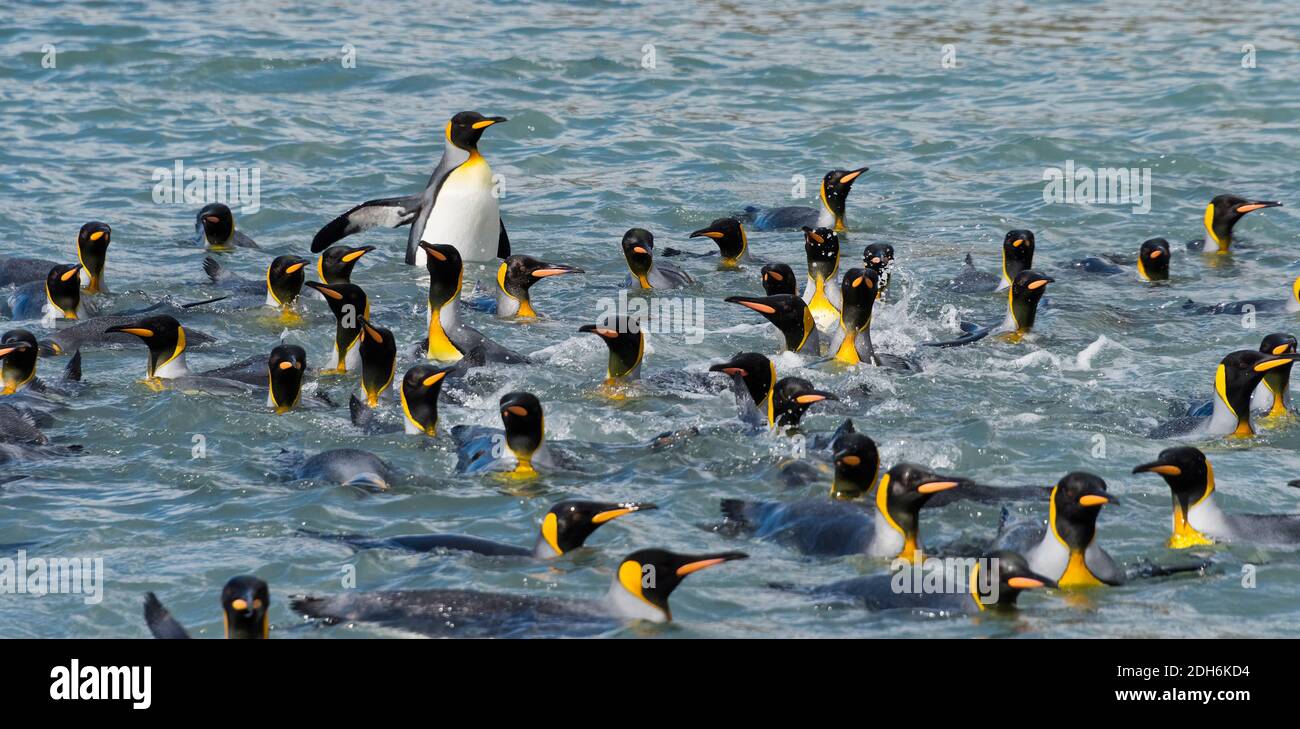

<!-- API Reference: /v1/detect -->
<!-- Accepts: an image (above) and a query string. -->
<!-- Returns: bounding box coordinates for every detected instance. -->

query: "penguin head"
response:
[621,228,656,280]
[536,500,658,557]
[760,262,798,296]
[1204,194,1282,252]
[0,329,38,394]
[1214,349,1298,435]
[318,245,374,284]
[305,281,369,327]
[839,267,880,332]
[266,255,309,307]
[1002,229,1035,280]
[105,315,187,379]
[220,575,270,639]
[862,243,895,273]
[1259,333,1297,399]
[499,391,545,473]
[267,344,307,414]
[820,167,868,230]
[359,320,397,407]
[610,548,747,622]
[689,217,748,267]
[1132,447,1216,547]
[400,364,451,436]
[1137,238,1171,281]
[772,377,837,428]
[196,203,236,247]
[830,431,880,499]
[579,316,644,381]
[44,263,83,319]
[802,226,840,282]
[709,352,776,411]
[1049,472,1117,551]
[446,111,507,151]
[1008,270,1052,332]
[497,255,582,310]
[418,242,464,309]
[875,463,962,561]
[976,551,1057,609]
[76,221,111,292]
[724,294,815,352]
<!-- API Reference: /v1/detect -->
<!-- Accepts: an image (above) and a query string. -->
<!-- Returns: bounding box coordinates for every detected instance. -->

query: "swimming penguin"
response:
[36,304,220,356]
[75,222,112,293]
[144,575,270,639]
[311,111,511,264]
[862,242,894,299]
[740,167,869,232]
[687,217,756,268]
[796,549,1056,615]
[924,270,1053,347]
[303,500,657,558]
[1074,237,1173,281]
[1186,194,1282,253]
[824,431,881,499]
[1182,273,1300,315]
[2,263,87,323]
[358,319,397,407]
[267,344,307,414]
[0,330,39,395]
[291,448,397,491]
[800,226,842,328]
[103,315,251,392]
[492,255,583,318]
[1150,349,1300,438]
[452,391,566,475]
[317,244,375,285]
[0,255,58,288]
[945,230,1036,293]
[194,203,259,249]
[1252,333,1295,417]
[827,267,879,364]
[719,462,962,561]
[579,316,644,386]
[397,363,451,435]
[290,548,747,636]
[621,229,694,289]
[760,262,798,296]
[771,377,837,428]
[724,293,821,355]
[709,352,777,428]
[992,472,1122,588]
[303,281,368,374]
[418,242,529,364]
[1133,446,1300,546]
[202,254,309,316]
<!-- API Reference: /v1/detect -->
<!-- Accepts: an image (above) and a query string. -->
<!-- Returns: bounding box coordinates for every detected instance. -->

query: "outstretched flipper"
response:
[922,321,992,348]
[143,592,191,639]
[311,194,423,253]
[497,218,510,259]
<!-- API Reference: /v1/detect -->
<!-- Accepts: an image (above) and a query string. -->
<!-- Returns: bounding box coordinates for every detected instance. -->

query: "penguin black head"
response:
[418,242,464,309]
[0,329,38,395]
[447,111,507,151]
[318,245,374,285]
[499,391,545,474]
[266,255,309,307]
[975,551,1057,609]
[621,228,656,283]
[876,463,962,561]
[709,352,777,415]
[196,203,236,247]
[839,267,879,331]
[267,344,307,414]
[1138,238,1171,281]
[400,363,451,436]
[579,315,644,381]
[1008,270,1052,332]
[760,262,798,296]
[1214,349,1299,435]
[830,431,880,499]
[1259,333,1297,413]
[536,500,658,557]
[220,575,270,639]
[724,294,815,353]
[862,243,894,273]
[820,167,869,231]
[359,319,397,407]
[1204,194,1282,252]
[77,221,111,293]
[802,226,840,282]
[1002,230,1036,283]
[772,377,837,428]
[498,255,583,317]
[105,315,187,379]
[1049,472,1117,553]
[305,281,369,327]
[689,217,748,267]
[611,548,747,622]
[44,263,83,320]
[1132,446,1215,547]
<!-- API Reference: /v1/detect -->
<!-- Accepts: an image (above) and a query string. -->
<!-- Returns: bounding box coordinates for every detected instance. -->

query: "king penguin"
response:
[1186,194,1282,253]
[687,217,756,269]
[3,263,87,323]
[266,344,307,414]
[493,255,583,318]
[801,226,842,329]
[452,391,565,475]
[144,575,270,639]
[1252,332,1296,417]
[761,262,798,297]
[76,222,112,293]
[924,270,1053,347]
[317,245,375,285]
[862,242,894,299]
[302,281,368,374]
[579,316,645,387]
[724,293,820,355]
[621,229,694,289]
[1150,348,1300,438]
[992,472,1123,588]
[419,242,529,364]
[740,167,869,232]
[104,316,253,393]
[357,319,397,407]
[709,352,777,428]
[194,203,259,249]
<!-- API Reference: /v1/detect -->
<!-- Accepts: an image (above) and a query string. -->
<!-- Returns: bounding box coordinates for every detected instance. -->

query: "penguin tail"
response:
[1127,557,1212,582]
[62,351,82,382]
[201,256,227,285]
[827,418,856,450]
[143,592,191,639]
[288,595,342,625]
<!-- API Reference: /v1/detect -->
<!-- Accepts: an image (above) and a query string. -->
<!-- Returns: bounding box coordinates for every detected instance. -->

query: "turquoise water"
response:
[2,1,1300,637]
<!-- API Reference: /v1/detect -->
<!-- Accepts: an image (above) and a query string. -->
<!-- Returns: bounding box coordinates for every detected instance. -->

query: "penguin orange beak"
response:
[1078,493,1116,507]
[675,552,748,577]
[1007,576,1049,590]
[1254,354,1300,372]
[283,260,308,275]
[0,342,31,358]
[794,390,838,405]
[591,502,657,524]
[1133,461,1181,476]
[579,324,621,339]
[1026,277,1053,290]
[916,480,960,495]
[88,230,106,242]
[1236,201,1282,214]
[724,296,777,315]
[839,166,869,184]
[304,281,343,300]
[418,241,448,261]
[530,263,582,278]
[471,116,508,129]
[341,246,375,263]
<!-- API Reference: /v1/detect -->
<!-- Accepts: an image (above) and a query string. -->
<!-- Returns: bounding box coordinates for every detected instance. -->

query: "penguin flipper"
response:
[497,218,510,259]
[61,351,82,383]
[143,593,191,639]
[922,321,991,348]
[312,194,423,253]
[231,230,260,249]
[1125,557,1211,582]
[348,394,400,434]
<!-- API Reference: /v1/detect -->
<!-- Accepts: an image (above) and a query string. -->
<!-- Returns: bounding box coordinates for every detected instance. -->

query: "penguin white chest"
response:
[419,156,499,263]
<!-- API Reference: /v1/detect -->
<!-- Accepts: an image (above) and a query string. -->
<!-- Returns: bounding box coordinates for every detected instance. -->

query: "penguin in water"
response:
[739,167,869,232]
[1133,447,1300,547]
[0,221,112,291]
[194,203,259,249]
[36,302,220,356]
[418,242,529,364]
[3,263,88,323]
[143,575,270,639]
[1252,332,1295,417]
[103,315,253,393]
[201,254,309,318]
[303,281,368,374]
[0,329,81,396]
[924,270,1054,347]
[992,472,1122,588]
[266,344,307,414]
[800,226,842,329]
[301,500,656,559]
[1150,349,1300,438]
[349,362,456,436]
[290,548,747,636]
[1182,273,1300,315]
[489,255,583,318]
[663,217,757,269]
[1186,194,1282,253]
[621,228,694,289]
[771,377,837,428]
[311,111,511,264]
[452,391,570,476]
[827,267,879,365]
[719,462,962,561]
[760,262,798,296]
[862,242,894,299]
[1073,238,1171,281]
[945,230,1035,293]
[579,316,645,387]
[724,293,821,355]
[289,448,398,491]
[357,319,397,407]
[709,352,777,428]
[316,244,375,285]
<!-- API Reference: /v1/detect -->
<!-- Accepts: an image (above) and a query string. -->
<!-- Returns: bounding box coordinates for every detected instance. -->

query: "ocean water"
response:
[1,1,1299,638]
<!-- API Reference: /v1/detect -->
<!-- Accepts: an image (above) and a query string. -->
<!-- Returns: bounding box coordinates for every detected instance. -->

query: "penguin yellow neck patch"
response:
[1059,550,1104,588]
[426,309,463,362]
